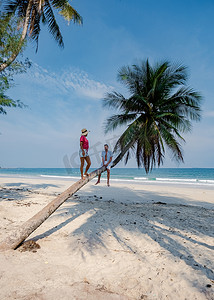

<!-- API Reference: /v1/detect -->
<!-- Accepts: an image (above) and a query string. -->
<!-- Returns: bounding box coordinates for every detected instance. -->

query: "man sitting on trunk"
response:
[95,144,113,187]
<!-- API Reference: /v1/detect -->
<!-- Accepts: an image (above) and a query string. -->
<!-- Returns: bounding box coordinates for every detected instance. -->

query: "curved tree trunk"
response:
[0,0,32,72]
[111,139,135,168]
[0,165,106,251]
[0,146,132,251]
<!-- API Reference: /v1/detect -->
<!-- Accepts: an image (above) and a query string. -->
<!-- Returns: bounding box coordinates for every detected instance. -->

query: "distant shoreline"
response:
[1,168,214,185]
[1,173,214,190]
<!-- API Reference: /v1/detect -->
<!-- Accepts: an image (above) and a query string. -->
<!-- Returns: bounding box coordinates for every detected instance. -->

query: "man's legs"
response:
[107,169,110,186]
[95,174,101,185]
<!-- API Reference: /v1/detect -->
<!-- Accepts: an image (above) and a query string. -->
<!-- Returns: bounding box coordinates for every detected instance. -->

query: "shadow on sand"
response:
[31,183,214,287]
[3,182,59,190]
[0,183,60,202]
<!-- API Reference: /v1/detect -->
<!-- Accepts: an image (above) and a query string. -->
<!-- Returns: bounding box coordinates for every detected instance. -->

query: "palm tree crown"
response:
[4,0,82,49]
[0,0,82,71]
[103,60,202,173]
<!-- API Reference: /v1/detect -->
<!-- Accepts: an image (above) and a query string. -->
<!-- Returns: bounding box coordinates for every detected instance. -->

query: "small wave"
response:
[134,177,198,182]
[110,178,140,182]
[39,174,214,186]
[40,175,78,179]
[198,179,214,184]
[156,178,197,182]
[128,176,214,186]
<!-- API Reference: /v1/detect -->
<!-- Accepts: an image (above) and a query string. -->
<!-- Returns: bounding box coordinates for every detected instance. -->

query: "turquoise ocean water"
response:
[0,168,214,186]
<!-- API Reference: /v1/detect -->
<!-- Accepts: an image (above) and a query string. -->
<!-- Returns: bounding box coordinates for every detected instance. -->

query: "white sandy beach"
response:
[0,175,213,300]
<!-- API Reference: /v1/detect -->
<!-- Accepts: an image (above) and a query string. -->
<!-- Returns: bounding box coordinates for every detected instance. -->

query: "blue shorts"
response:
[79,149,89,158]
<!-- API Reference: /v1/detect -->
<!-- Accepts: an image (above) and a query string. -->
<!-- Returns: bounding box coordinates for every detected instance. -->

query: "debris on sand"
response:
[18,240,41,253]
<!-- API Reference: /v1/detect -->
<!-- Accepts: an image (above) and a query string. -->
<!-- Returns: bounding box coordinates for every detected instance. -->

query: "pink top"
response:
[80,135,89,151]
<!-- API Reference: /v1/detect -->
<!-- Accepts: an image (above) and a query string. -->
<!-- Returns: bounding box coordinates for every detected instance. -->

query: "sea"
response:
[0,168,214,187]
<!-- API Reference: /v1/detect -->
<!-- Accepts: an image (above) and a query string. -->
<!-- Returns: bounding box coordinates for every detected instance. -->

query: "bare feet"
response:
[81,176,86,180]
[95,181,100,185]
[107,183,110,187]
[84,173,89,177]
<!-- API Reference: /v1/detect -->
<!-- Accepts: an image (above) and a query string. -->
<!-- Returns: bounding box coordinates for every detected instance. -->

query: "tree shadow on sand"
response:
[3,182,59,190]
[32,184,214,287]
[0,183,60,202]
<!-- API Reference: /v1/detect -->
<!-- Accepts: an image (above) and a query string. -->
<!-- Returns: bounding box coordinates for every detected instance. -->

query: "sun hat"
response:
[81,128,89,136]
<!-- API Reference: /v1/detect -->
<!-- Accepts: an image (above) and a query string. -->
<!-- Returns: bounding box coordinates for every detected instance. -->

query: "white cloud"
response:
[28,63,113,100]
[203,110,214,117]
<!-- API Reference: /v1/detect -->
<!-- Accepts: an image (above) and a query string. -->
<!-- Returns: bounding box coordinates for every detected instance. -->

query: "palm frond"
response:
[125,95,149,113]
[3,0,21,16]
[29,5,41,50]
[59,2,82,24]
[0,94,26,114]
[104,113,138,134]
[42,0,64,47]
[157,112,192,134]
[2,0,82,52]
[103,59,202,172]
[102,91,127,110]
[50,0,82,24]
[159,123,184,162]
[113,118,139,153]
[124,150,130,165]
[167,87,202,121]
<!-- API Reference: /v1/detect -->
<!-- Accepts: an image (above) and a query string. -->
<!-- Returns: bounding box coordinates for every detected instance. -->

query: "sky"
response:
[0,0,214,168]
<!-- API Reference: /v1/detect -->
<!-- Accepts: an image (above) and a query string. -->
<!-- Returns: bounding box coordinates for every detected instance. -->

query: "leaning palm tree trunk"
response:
[0,0,32,72]
[0,165,107,251]
[0,149,129,251]
[111,140,135,168]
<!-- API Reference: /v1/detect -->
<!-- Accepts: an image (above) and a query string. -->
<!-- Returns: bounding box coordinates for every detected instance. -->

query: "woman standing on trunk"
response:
[79,128,91,179]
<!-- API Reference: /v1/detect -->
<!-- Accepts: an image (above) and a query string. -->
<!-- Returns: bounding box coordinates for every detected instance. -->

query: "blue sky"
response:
[1,0,214,168]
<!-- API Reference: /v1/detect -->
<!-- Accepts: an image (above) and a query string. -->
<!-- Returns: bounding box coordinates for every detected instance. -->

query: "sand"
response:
[0,175,213,300]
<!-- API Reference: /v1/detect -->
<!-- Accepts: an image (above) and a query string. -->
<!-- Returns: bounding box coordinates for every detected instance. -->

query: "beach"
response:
[0,175,213,300]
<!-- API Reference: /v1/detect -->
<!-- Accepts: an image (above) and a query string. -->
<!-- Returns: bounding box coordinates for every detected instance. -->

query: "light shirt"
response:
[101,150,113,162]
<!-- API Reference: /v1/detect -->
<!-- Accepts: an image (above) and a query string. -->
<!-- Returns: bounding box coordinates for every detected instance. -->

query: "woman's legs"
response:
[84,156,91,176]
[80,157,85,179]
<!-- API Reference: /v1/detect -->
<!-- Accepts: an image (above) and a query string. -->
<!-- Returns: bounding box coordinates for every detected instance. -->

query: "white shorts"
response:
[101,161,111,170]
[79,149,89,158]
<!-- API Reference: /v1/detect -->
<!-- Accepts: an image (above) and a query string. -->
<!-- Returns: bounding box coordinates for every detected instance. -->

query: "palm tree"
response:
[0,59,203,251]
[0,0,82,72]
[103,59,202,172]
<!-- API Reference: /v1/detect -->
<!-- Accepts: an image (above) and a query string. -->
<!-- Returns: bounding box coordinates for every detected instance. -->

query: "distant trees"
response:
[0,0,82,113]
[0,0,82,72]
[0,13,30,114]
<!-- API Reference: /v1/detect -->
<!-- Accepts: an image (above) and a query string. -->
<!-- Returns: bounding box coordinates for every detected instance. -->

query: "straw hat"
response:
[81,128,89,136]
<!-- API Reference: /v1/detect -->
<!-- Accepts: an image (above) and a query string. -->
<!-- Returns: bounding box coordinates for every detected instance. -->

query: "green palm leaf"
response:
[58,2,83,24]
[43,0,64,48]
[2,0,83,52]
[103,59,202,173]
